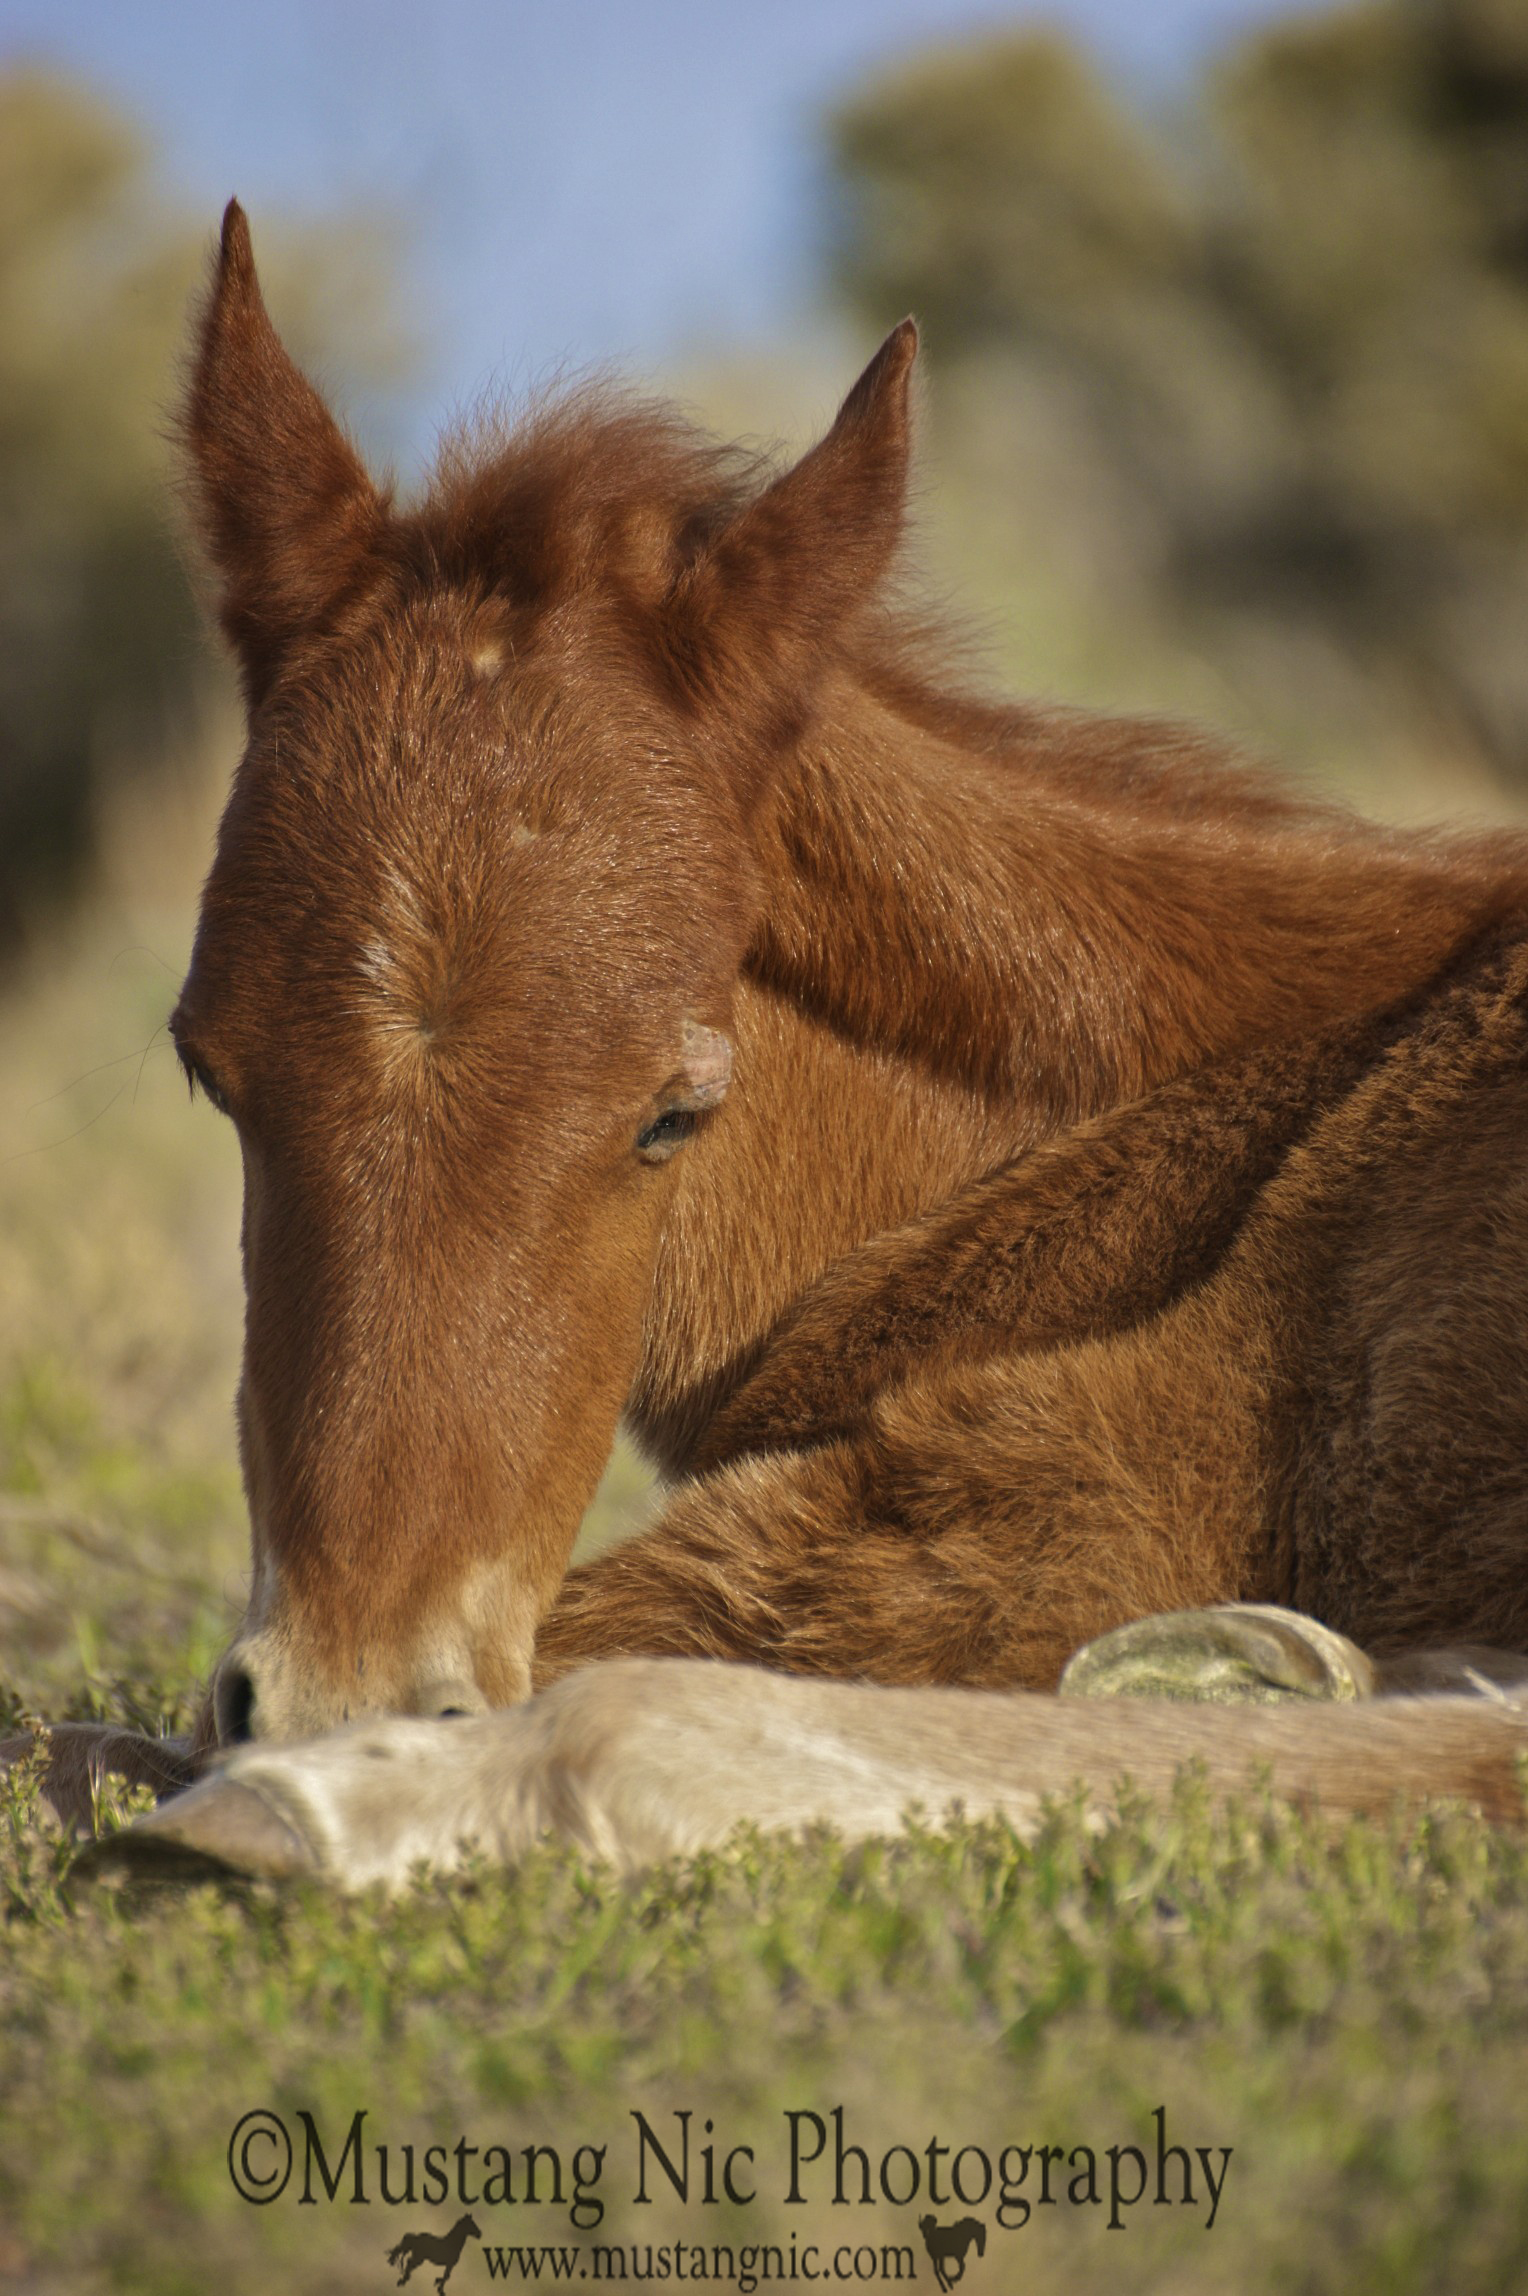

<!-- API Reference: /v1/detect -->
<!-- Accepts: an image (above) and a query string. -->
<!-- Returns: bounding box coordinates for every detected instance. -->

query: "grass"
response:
[5,1754,1528,2292]
[4,717,1528,2293]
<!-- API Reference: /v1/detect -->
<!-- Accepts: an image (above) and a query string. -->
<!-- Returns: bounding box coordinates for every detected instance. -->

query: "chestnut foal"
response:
[16,203,1528,1888]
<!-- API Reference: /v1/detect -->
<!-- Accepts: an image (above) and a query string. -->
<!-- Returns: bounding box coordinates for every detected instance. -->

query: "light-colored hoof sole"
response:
[77,1777,316,1886]
[1060,1604,1376,1706]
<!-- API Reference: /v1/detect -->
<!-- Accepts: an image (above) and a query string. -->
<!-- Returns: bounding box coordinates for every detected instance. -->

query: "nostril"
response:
[217,1665,256,1744]
[415,1677,487,1722]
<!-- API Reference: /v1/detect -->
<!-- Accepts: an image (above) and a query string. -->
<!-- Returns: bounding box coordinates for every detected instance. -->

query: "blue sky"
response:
[4,0,1298,457]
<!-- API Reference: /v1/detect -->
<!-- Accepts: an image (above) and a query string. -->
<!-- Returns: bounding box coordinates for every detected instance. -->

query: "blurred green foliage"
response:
[830,0,1528,786]
[0,69,408,955]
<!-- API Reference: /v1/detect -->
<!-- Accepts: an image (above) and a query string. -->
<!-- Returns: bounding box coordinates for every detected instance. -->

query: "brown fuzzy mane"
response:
[396,387,770,612]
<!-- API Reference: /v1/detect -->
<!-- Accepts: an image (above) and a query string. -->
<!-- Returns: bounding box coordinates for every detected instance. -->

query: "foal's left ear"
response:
[662,320,918,786]
[183,202,389,705]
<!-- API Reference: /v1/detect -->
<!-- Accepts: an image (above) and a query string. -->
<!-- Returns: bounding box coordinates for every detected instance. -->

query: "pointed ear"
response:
[183,202,389,703]
[661,320,918,768]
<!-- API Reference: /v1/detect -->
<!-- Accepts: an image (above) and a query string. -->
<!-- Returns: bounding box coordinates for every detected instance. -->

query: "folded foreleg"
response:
[691,1008,1414,1472]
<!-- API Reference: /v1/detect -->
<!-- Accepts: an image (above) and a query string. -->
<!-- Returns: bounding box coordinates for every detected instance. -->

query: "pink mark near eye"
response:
[678,1021,733,1108]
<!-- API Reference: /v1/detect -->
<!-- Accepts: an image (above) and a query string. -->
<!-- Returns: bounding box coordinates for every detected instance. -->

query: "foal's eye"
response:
[178,1050,230,1116]
[635,1107,698,1164]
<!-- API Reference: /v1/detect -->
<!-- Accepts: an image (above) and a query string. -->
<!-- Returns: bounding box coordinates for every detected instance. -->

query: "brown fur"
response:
[0,1727,195,1833]
[143,202,1528,1782]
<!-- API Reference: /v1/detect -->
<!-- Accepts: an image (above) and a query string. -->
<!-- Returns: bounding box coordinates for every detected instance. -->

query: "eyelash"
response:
[172,1051,701,1149]
[635,1107,698,1163]
[177,1048,230,1116]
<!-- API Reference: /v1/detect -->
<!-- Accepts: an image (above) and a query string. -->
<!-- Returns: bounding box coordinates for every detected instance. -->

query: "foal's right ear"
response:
[183,202,388,704]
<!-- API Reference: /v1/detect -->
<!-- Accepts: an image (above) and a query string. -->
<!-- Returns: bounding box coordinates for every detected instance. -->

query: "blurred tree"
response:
[0,70,409,953]
[830,0,1528,787]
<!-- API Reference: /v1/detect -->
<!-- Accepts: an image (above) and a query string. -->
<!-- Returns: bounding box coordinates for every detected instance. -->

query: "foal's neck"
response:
[752,670,1528,1123]
[630,671,1528,1468]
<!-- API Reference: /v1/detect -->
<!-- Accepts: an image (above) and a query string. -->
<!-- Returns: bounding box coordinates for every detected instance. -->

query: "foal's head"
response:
[176,205,915,1742]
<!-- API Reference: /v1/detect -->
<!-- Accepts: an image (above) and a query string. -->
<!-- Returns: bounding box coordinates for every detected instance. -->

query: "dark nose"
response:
[215,1663,256,1744]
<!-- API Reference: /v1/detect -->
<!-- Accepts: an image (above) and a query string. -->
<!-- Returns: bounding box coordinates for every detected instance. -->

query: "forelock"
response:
[395,386,773,611]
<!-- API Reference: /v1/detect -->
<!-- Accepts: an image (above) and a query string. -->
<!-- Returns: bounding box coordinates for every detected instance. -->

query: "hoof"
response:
[1060,1604,1376,1706]
[76,1777,317,1886]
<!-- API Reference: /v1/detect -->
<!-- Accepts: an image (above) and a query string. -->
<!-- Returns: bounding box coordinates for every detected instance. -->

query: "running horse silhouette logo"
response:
[919,2214,987,2290]
[385,2212,481,2293]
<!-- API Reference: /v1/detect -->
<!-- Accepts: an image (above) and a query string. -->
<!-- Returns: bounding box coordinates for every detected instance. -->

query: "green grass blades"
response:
[4,1778,1528,2292]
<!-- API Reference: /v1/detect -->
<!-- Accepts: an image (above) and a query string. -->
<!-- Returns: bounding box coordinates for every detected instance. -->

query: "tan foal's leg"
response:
[87,1659,1528,1894]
